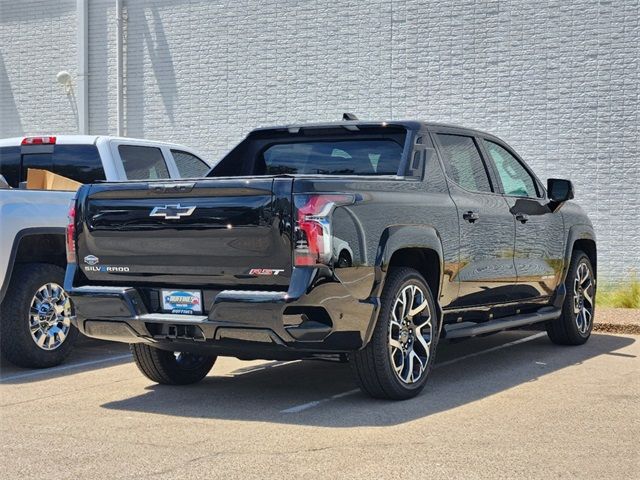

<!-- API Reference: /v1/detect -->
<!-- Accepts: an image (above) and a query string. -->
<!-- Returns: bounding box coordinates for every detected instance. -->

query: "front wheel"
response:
[350,267,439,400]
[130,344,216,385]
[546,250,595,345]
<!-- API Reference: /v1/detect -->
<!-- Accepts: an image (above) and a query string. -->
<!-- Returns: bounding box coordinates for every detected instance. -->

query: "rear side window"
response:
[171,150,209,178]
[118,145,170,180]
[483,140,539,197]
[436,134,492,193]
[0,146,22,187]
[261,140,403,175]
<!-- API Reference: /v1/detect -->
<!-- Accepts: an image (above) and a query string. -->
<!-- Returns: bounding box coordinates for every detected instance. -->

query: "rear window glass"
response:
[260,140,403,175]
[119,145,170,180]
[53,145,105,184]
[21,153,53,182]
[0,145,105,188]
[0,146,22,187]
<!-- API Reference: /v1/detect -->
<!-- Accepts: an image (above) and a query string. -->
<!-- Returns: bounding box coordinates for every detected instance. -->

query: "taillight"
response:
[66,203,76,263]
[294,194,354,266]
[21,136,56,145]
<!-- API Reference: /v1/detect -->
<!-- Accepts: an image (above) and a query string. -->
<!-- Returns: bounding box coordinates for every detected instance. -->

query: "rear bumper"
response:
[68,267,379,359]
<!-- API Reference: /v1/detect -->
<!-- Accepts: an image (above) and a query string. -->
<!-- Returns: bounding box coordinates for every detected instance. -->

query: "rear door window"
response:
[171,150,210,178]
[436,134,493,193]
[118,145,170,180]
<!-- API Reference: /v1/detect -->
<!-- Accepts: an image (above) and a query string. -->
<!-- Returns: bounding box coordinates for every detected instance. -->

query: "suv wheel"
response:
[0,263,78,368]
[130,344,216,385]
[351,267,439,400]
[546,250,595,345]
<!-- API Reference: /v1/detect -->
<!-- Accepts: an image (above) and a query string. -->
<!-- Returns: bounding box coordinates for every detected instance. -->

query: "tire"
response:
[130,343,216,385]
[546,250,595,345]
[350,267,439,400]
[0,263,78,368]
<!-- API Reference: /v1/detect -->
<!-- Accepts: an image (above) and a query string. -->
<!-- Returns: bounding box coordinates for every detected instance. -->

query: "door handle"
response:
[463,211,480,223]
[515,213,529,224]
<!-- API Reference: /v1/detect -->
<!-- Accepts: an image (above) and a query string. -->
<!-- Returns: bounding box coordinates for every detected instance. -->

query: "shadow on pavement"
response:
[101,333,635,427]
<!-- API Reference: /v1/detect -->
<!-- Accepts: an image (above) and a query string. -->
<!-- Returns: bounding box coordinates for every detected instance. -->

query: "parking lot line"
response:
[279,332,546,414]
[0,353,132,383]
[281,389,361,413]
[227,360,300,376]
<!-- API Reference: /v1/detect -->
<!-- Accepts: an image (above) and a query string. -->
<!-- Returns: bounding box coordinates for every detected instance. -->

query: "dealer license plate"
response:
[161,289,203,315]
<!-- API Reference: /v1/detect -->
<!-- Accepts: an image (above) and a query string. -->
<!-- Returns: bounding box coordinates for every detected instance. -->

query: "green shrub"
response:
[598,279,640,309]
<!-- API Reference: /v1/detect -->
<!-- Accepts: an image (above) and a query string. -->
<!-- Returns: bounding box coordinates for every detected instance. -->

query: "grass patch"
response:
[598,279,640,309]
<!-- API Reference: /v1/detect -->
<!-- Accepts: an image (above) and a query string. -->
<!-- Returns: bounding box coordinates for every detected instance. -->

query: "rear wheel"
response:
[350,267,439,400]
[130,344,216,385]
[0,263,78,368]
[546,250,595,345]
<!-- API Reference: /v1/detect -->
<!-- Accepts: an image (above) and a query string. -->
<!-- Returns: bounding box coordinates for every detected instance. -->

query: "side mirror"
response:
[547,178,574,211]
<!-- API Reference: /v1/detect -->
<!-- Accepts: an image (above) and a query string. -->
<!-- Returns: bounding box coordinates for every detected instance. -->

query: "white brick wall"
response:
[1,0,638,282]
[0,0,78,136]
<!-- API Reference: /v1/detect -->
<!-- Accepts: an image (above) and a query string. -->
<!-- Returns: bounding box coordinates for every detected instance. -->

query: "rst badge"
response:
[149,204,196,220]
[249,268,285,276]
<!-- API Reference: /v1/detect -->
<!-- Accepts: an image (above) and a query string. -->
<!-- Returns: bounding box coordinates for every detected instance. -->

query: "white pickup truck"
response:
[0,135,213,368]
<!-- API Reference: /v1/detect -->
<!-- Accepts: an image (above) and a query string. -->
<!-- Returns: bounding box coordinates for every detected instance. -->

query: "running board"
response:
[443,308,561,339]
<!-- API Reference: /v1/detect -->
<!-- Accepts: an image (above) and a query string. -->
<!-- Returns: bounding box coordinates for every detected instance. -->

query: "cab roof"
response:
[249,120,498,139]
[0,135,199,149]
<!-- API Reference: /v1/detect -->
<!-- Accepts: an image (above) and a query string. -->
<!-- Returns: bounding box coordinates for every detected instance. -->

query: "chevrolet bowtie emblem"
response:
[149,204,196,219]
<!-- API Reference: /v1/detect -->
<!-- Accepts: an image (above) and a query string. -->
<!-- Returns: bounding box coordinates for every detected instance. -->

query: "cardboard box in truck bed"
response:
[26,168,82,192]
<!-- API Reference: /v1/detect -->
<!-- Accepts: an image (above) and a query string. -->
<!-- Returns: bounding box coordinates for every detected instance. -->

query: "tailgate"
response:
[76,177,293,287]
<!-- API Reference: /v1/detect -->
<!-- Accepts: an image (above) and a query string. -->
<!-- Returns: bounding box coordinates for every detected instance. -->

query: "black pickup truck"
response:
[66,120,597,400]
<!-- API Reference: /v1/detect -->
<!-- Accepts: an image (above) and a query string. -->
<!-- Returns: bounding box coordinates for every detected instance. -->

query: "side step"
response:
[443,307,561,340]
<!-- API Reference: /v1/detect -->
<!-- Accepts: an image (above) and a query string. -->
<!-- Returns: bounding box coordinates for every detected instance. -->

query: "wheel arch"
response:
[372,225,445,336]
[572,239,597,279]
[387,248,442,307]
[0,228,66,304]
[563,225,597,283]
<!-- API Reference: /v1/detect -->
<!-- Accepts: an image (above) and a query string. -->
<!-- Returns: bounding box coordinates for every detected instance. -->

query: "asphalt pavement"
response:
[0,330,638,479]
